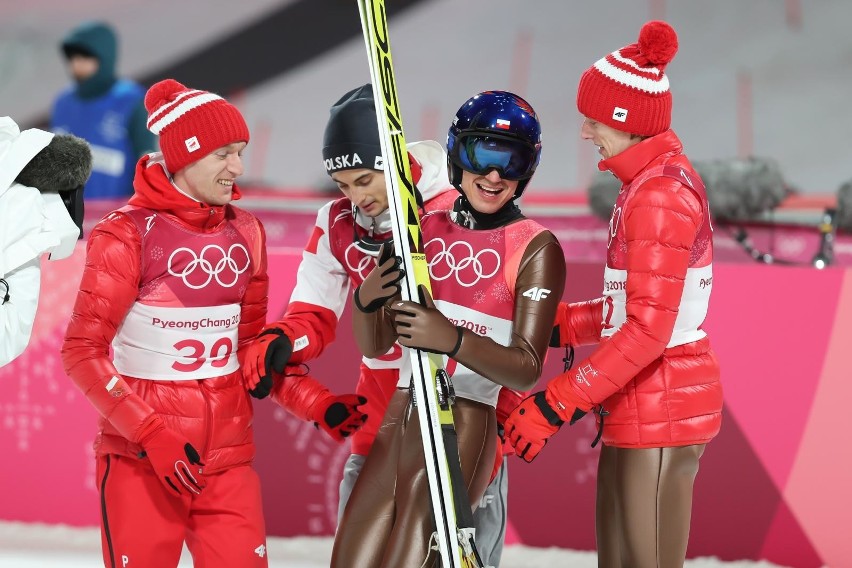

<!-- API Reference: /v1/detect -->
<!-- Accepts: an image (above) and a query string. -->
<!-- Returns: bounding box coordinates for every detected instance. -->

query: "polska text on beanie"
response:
[322,84,383,175]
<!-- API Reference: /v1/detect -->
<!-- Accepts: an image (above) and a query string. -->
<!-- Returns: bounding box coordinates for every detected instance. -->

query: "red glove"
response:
[504,392,564,463]
[243,327,293,399]
[309,393,368,442]
[489,435,505,483]
[506,384,591,463]
[496,388,525,458]
[138,420,205,496]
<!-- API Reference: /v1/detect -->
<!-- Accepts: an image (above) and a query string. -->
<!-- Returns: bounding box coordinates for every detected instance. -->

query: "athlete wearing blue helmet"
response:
[447,90,542,200]
[337,90,564,568]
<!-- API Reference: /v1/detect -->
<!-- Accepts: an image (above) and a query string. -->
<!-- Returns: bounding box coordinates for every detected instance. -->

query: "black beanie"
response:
[322,84,384,175]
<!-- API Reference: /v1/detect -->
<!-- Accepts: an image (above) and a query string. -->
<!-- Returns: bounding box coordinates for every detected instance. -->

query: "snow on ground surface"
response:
[0,521,796,567]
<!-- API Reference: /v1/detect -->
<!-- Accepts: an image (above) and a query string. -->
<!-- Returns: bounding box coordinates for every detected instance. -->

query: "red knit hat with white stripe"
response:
[577,21,679,137]
[144,79,250,174]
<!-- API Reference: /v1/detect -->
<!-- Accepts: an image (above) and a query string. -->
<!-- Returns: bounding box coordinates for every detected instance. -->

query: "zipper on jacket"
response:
[199,380,214,467]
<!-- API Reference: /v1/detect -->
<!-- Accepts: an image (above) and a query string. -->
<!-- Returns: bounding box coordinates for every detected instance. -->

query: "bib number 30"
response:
[172,337,234,372]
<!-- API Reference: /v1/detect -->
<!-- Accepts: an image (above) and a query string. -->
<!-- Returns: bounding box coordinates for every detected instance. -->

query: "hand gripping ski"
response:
[356,1,484,566]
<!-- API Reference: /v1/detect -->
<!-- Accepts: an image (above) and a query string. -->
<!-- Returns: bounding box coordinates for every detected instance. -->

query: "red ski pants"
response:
[96,454,268,568]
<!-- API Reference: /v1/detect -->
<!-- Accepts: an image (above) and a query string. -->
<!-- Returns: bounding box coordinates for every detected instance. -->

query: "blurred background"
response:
[1,1,851,567]
[3,0,851,196]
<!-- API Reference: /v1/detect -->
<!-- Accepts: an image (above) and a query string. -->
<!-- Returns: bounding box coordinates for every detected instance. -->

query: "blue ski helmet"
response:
[447,90,542,198]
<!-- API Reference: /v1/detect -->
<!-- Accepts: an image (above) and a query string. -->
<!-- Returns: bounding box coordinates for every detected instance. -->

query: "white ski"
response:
[355,1,482,566]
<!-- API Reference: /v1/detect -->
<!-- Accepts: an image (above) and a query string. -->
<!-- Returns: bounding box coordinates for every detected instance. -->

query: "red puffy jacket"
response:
[61,155,268,473]
[550,130,722,448]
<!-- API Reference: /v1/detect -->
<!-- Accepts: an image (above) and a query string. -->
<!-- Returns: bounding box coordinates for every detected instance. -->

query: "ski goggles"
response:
[451,133,539,181]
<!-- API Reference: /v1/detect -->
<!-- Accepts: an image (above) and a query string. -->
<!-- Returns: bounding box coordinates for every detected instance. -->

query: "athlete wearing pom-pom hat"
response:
[577,20,678,137]
[62,79,273,567]
[505,21,722,567]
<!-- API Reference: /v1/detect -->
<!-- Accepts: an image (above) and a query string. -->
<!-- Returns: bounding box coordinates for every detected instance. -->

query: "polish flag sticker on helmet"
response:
[495,119,511,130]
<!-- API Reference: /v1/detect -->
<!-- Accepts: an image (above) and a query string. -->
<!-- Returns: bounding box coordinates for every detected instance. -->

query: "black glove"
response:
[310,394,369,442]
[244,328,292,399]
[354,242,405,313]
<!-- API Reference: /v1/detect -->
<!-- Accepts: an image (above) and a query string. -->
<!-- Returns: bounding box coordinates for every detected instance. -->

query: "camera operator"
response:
[0,116,91,367]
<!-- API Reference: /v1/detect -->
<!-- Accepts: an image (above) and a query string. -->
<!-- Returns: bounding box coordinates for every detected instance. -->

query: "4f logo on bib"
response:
[522,287,551,301]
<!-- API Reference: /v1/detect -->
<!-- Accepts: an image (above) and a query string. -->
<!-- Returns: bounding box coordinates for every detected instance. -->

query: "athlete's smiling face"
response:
[173,142,247,206]
[580,117,638,160]
[459,168,518,215]
[332,167,389,218]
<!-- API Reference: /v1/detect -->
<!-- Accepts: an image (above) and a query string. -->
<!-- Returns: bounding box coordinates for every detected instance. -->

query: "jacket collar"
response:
[352,143,444,236]
[128,153,241,230]
[598,129,683,185]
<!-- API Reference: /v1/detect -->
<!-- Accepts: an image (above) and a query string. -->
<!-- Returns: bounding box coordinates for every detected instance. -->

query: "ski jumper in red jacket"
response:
[62,80,269,568]
[262,140,456,458]
[241,84,459,514]
[505,22,723,568]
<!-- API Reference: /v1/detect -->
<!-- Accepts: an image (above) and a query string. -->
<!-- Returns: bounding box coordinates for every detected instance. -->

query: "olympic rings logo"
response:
[168,244,251,289]
[343,242,377,282]
[426,238,500,287]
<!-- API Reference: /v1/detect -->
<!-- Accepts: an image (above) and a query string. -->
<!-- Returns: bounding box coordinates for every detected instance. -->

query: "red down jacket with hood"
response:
[61,154,268,473]
[551,129,722,448]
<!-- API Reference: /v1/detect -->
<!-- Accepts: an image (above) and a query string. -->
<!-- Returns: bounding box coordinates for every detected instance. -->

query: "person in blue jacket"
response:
[51,21,155,200]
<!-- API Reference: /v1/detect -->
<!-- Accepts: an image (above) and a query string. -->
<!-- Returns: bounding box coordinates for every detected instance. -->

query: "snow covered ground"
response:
[0,521,793,567]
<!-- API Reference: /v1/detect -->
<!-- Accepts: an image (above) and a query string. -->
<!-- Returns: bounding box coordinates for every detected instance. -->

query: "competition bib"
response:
[600,265,711,347]
[113,303,240,380]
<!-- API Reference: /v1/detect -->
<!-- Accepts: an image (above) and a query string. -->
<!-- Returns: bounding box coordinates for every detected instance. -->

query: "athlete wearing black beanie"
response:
[322,84,384,174]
